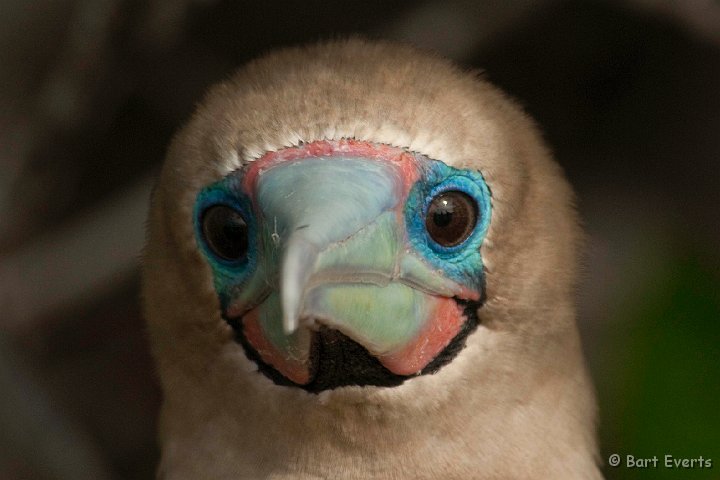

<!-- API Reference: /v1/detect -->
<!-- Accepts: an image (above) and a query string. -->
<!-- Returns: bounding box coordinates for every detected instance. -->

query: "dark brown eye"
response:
[201,205,249,261]
[425,191,478,247]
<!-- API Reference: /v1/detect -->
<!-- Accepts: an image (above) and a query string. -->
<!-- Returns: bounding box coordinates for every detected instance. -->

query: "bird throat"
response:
[225,298,483,393]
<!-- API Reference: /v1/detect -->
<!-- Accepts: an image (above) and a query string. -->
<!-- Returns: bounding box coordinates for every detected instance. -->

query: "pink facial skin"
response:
[242,139,421,199]
[378,297,466,376]
[243,309,313,385]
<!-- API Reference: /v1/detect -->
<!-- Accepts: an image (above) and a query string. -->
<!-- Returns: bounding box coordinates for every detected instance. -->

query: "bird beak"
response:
[223,151,480,386]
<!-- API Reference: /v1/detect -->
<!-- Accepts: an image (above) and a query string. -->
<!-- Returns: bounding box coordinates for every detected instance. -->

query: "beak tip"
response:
[283,314,299,335]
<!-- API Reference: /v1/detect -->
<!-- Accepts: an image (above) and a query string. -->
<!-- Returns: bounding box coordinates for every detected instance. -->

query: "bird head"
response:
[143,39,599,478]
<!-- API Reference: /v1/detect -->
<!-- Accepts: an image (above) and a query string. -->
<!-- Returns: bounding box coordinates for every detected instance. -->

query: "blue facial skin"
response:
[403,159,492,294]
[193,174,258,309]
[194,156,492,309]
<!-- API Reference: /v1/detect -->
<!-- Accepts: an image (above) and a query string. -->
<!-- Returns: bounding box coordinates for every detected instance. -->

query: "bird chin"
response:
[223,297,483,393]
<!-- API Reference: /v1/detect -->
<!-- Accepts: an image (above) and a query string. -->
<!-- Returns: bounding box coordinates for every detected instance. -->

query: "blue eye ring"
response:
[406,165,492,260]
[194,184,258,277]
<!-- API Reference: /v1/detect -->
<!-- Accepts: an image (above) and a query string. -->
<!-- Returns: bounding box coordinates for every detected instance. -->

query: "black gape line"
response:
[224,290,485,393]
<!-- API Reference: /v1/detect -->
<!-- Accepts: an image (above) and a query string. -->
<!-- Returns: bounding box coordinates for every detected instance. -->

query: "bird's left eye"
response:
[425,191,478,248]
[201,205,249,261]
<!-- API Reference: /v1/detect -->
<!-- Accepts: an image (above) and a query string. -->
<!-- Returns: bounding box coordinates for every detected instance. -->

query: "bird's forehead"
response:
[239,139,423,196]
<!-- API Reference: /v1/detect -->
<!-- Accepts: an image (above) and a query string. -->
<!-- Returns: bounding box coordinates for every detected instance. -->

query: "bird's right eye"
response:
[201,205,249,262]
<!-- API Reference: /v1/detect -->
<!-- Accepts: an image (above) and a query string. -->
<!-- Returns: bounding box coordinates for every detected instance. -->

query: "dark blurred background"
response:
[1,1,718,479]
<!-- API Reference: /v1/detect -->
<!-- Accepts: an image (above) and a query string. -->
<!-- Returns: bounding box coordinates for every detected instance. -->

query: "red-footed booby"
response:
[143,39,601,479]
